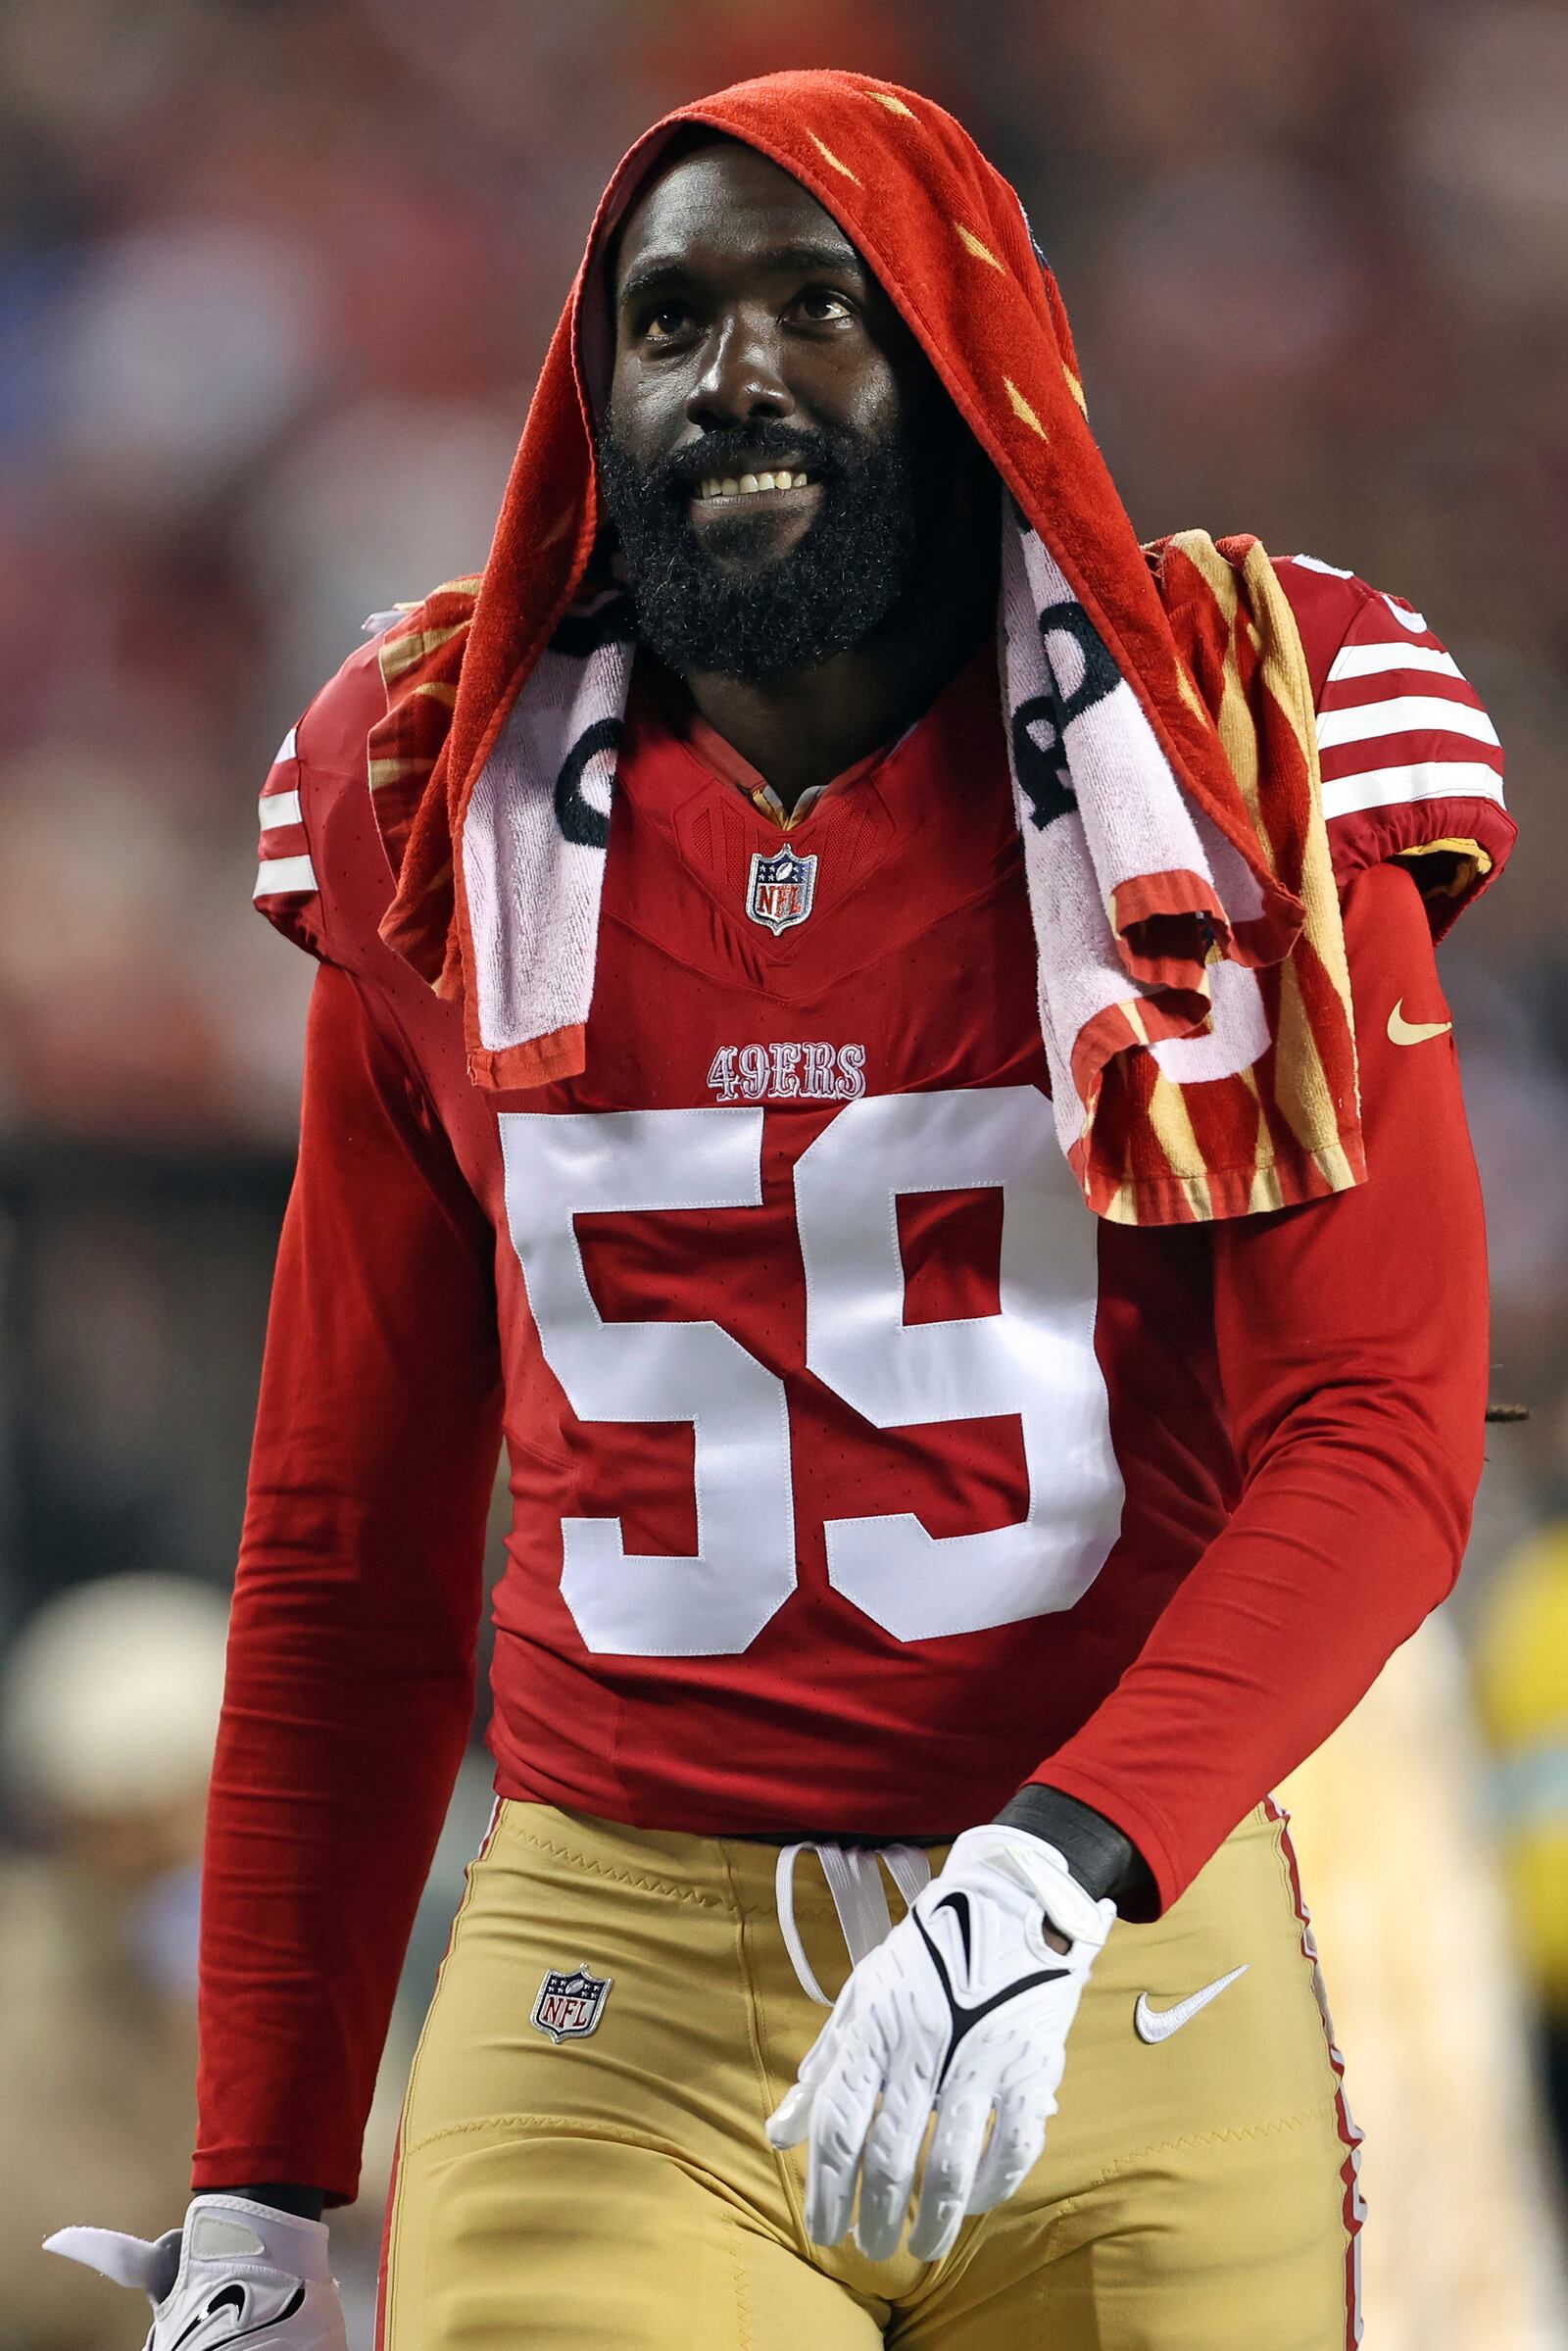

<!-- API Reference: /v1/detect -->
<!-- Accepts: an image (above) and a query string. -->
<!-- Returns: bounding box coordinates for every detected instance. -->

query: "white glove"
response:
[44,2192,349,2349]
[766,1824,1112,2263]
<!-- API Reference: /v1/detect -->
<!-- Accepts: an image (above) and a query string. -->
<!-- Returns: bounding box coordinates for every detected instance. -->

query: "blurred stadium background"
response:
[0,2,1565,2343]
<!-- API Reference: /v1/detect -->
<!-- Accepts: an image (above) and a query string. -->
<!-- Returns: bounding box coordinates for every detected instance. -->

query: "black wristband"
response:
[211,2183,326,2223]
[994,1785,1157,1918]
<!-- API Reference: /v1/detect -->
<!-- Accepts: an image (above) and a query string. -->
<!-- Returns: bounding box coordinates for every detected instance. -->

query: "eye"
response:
[796,288,855,323]
[642,302,694,345]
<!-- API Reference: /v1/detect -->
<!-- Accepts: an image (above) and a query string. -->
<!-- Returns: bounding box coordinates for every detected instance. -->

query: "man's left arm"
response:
[768,857,1489,2257]
[1030,856,1489,1915]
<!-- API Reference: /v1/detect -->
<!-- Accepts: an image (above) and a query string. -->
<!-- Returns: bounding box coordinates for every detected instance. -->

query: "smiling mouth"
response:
[691,467,820,506]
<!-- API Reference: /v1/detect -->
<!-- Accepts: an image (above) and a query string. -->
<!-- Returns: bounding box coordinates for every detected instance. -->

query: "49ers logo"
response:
[707,1043,865,1103]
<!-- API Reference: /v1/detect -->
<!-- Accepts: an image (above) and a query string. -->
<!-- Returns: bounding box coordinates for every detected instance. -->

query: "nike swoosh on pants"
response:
[1133,1964,1249,2044]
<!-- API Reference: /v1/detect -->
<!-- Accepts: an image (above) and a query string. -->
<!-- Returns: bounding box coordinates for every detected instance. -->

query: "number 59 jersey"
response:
[486,653,1153,1833]
[239,561,1502,1893]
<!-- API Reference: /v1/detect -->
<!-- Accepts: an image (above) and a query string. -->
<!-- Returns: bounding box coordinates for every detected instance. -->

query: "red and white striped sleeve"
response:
[253,717,326,952]
[254,723,311,890]
[1312,568,1503,820]
[1274,553,1516,933]
[251,631,398,966]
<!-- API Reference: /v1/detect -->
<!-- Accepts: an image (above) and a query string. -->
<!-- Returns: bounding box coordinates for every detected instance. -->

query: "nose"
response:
[684,308,794,432]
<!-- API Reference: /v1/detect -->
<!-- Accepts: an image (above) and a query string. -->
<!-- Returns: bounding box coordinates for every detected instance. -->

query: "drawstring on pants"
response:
[774,1841,933,2004]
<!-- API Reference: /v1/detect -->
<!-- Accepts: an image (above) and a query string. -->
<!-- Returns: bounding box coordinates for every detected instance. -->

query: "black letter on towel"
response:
[1012,696,1074,831]
[1013,601,1122,831]
[554,716,621,850]
[1036,600,1119,730]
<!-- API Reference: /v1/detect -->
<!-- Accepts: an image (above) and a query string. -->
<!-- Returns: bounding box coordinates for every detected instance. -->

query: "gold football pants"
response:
[379,1798,1361,2348]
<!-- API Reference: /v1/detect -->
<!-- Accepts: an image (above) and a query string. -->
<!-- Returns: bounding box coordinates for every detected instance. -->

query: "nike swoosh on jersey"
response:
[1133,1963,1249,2044]
[1387,999,1453,1046]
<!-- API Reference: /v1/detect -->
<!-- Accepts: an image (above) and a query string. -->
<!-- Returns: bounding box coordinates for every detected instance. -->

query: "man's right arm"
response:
[194,960,505,2209]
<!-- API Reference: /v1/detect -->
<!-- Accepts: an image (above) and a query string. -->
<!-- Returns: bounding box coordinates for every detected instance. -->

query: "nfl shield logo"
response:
[531,1963,612,2043]
[746,846,817,935]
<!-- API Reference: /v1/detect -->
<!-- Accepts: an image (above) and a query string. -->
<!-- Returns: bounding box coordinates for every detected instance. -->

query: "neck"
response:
[677,540,998,812]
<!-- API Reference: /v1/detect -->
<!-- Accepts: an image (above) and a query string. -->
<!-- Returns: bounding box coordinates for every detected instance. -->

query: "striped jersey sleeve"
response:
[250,631,398,966]
[1274,553,1515,933]
[1310,566,1503,820]
[253,717,325,949]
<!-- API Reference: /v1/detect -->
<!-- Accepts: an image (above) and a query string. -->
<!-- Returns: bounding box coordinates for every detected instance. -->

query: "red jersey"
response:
[196,558,1506,2202]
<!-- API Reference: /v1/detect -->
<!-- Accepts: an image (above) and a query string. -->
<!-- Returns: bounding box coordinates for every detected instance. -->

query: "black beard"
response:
[594,416,923,682]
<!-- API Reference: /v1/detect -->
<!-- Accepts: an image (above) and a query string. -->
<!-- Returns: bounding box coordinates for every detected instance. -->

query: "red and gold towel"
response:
[367,71,1371,1225]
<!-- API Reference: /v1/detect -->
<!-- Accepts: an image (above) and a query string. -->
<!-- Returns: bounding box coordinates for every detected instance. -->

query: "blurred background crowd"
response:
[1,1,1566,2343]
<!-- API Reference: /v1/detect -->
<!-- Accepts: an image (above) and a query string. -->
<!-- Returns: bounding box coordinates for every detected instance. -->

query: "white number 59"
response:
[499,1089,1122,1657]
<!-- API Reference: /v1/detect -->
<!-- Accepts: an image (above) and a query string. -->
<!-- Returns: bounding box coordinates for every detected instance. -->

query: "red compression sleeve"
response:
[194,964,504,2204]
[1034,862,1489,1914]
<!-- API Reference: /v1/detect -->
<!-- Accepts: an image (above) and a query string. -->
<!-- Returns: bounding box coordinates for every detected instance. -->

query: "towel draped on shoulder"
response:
[357,70,1445,1225]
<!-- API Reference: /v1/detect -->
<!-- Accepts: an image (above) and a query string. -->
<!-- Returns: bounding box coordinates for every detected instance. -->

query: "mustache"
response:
[645,422,858,501]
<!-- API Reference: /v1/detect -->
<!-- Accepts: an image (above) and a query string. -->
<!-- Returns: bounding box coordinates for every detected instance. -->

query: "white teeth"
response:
[697,469,813,499]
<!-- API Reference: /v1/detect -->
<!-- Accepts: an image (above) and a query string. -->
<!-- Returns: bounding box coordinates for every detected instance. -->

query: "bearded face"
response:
[602,137,981,687]
[595,409,926,682]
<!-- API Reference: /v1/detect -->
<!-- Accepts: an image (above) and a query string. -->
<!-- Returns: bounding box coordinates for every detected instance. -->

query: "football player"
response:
[50,70,1510,2350]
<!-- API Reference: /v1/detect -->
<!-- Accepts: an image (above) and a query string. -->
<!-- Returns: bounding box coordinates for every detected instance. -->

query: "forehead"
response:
[612,141,865,299]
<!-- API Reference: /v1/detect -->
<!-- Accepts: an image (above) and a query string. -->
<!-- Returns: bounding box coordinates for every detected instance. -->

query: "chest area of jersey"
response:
[473,764,1129,1662]
[499,743,1072,1424]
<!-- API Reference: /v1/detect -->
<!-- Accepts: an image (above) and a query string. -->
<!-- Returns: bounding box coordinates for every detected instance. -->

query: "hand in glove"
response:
[766,1824,1112,2263]
[44,2192,348,2349]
